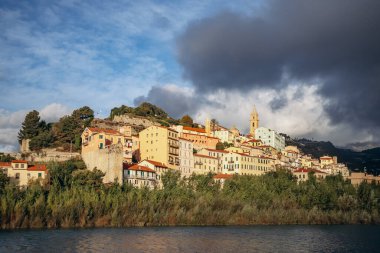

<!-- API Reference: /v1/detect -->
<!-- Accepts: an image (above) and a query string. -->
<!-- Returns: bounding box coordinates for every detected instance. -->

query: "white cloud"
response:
[0,103,72,152]
[39,103,71,123]
[147,83,370,147]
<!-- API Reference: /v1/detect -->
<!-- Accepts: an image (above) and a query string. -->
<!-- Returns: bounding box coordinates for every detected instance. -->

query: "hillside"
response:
[110,102,380,174]
[285,137,380,174]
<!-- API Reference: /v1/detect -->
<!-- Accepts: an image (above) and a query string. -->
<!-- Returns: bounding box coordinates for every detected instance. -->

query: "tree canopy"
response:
[18,106,94,152]
[110,102,168,120]
[18,110,41,142]
[180,115,193,126]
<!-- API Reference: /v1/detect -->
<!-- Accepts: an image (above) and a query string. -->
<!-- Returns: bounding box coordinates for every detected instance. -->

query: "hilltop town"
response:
[1,103,374,188]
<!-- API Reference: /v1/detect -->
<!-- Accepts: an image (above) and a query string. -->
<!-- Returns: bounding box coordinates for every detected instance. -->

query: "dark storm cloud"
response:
[133,86,222,119]
[177,0,380,128]
[270,96,288,111]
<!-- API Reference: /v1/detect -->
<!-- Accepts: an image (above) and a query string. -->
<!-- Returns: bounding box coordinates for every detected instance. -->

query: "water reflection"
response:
[0,225,378,253]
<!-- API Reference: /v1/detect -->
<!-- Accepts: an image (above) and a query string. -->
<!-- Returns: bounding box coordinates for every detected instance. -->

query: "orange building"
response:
[182,133,219,150]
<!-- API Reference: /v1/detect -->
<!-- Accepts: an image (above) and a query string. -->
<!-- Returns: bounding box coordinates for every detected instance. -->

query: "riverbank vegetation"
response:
[1,160,380,229]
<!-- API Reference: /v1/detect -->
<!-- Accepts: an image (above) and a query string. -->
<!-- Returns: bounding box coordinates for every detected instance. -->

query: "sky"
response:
[1,0,380,152]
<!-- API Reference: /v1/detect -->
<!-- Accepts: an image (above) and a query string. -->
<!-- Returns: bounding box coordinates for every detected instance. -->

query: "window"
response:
[15,173,20,179]
[38,173,42,178]
[99,143,103,149]
[27,173,31,178]
[15,164,19,168]
[99,135,103,139]
[21,164,24,168]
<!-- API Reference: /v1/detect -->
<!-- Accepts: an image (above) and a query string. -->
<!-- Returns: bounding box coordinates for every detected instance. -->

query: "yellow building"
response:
[139,126,179,169]
[1,160,48,187]
[198,148,229,172]
[81,127,125,184]
[240,145,265,156]
[258,145,278,157]
[193,154,219,174]
[230,126,240,138]
[82,127,134,163]
[82,127,123,150]
[225,146,244,153]
[320,156,335,167]
[242,139,262,147]
[222,152,275,176]
[293,168,327,183]
[301,156,313,168]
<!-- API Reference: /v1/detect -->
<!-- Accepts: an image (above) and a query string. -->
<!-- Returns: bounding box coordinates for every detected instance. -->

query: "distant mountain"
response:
[343,141,380,152]
[284,136,380,175]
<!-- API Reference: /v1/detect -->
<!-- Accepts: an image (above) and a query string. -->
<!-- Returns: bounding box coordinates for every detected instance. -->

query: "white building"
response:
[179,137,194,177]
[212,130,234,143]
[255,127,285,151]
[123,164,157,189]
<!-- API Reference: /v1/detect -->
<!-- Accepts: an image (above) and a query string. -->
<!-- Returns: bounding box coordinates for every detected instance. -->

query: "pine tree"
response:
[18,110,41,143]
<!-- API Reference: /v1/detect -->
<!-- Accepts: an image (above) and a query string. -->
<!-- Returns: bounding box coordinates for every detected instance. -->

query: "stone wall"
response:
[24,148,81,162]
[81,144,124,184]
[91,116,157,135]
[20,139,30,153]
[113,114,159,130]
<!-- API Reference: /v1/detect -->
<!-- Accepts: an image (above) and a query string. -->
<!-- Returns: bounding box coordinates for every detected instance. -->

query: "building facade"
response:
[255,127,285,151]
[123,164,157,189]
[193,154,219,174]
[293,168,327,183]
[179,138,194,177]
[139,126,179,169]
[221,152,275,176]
[0,160,48,186]
[81,127,124,184]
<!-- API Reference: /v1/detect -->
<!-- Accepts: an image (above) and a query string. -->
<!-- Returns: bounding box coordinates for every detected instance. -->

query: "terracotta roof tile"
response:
[214,173,233,179]
[27,164,47,171]
[204,148,229,153]
[11,160,28,163]
[0,162,11,167]
[194,154,218,159]
[183,126,206,133]
[144,160,168,168]
[126,164,156,173]
[294,168,326,174]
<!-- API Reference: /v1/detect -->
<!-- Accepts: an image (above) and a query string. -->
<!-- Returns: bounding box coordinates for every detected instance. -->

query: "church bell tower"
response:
[250,106,259,136]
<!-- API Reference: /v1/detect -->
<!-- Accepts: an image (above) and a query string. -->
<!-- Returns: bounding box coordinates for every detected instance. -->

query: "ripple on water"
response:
[0,225,379,253]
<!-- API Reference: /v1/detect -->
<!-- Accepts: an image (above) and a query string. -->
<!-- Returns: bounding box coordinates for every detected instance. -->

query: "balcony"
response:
[169,150,178,155]
[124,175,157,181]
[169,142,179,148]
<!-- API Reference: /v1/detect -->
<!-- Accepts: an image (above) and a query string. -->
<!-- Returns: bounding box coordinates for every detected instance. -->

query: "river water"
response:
[0,225,378,252]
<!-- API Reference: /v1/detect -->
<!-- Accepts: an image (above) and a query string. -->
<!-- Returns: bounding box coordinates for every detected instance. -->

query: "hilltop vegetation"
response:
[18,107,94,152]
[110,102,168,120]
[109,102,200,127]
[1,160,380,229]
